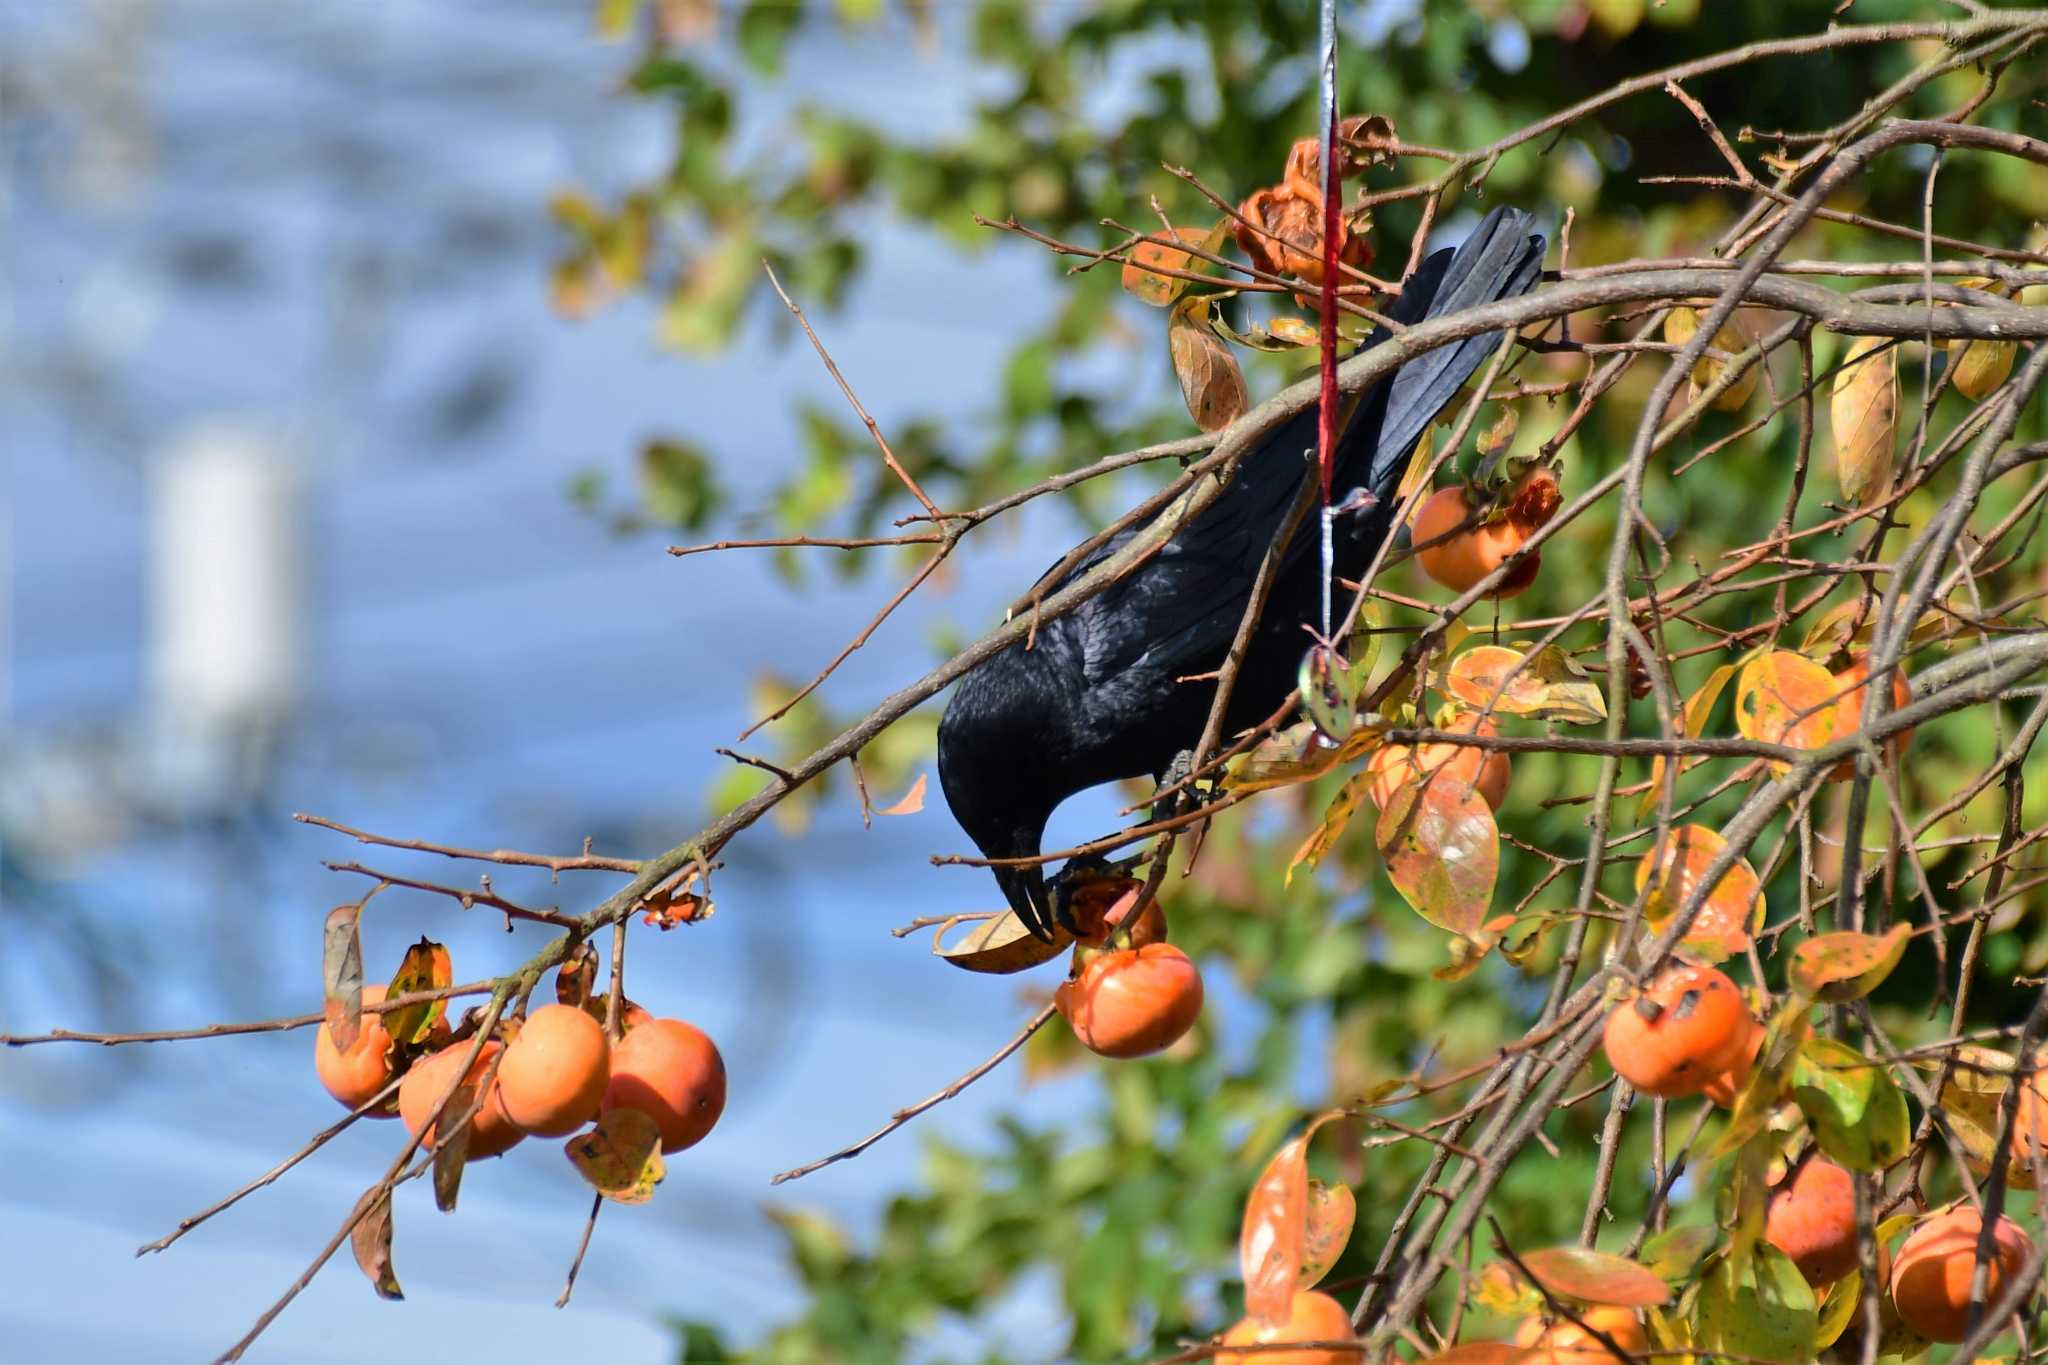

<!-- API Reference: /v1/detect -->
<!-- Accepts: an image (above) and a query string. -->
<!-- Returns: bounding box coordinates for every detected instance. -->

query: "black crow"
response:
[938,206,1546,937]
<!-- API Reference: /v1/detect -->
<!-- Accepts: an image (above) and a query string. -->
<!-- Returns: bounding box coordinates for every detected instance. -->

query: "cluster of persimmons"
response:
[315,976,726,1174]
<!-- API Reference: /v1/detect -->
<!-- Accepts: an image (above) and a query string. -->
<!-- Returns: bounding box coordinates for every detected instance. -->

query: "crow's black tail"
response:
[1344,206,1546,498]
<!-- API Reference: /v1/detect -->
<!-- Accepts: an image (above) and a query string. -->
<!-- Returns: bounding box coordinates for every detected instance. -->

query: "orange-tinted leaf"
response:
[349,1187,402,1301]
[1299,1180,1355,1289]
[1241,1135,1309,1324]
[1788,923,1910,1002]
[1831,336,1897,507]
[934,911,1073,975]
[1473,1259,1545,1317]
[1376,779,1499,938]
[385,937,453,1049]
[1441,643,1605,725]
[557,942,600,1009]
[1634,824,1759,960]
[1638,662,1737,820]
[1225,720,1380,793]
[1287,770,1373,886]
[565,1107,666,1205]
[1417,1347,1523,1364]
[1120,225,1214,307]
[1736,649,1838,769]
[1512,1245,1674,1308]
[1169,297,1249,432]
[323,904,365,1053]
[874,772,927,817]
[1267,316,1322,347]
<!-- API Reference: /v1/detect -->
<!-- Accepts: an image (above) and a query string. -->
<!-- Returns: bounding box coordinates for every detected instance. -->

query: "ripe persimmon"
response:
[1511,1305,1648,1362]
[1410,466,1560,599]
[1765,1156,1860,1286]
[1365,709,1510,813]
[1216,1289,1356,1365]
[1699,1010,1763,1108]
[314,985,399,1115]
[397,1038,525,1159]
[602,1017,727,1154]
[1055,942,1204,1059]
[1601,964,1753,1099]
[496,1003,610,1137]
[1068,876,1168,949]
[1888,1205,2035,1342]
[1826,652,1913,781]
[2011,1052,2048,1157]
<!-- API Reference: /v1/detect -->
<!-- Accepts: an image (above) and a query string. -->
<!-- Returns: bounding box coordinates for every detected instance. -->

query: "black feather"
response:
[939,206,1547,937]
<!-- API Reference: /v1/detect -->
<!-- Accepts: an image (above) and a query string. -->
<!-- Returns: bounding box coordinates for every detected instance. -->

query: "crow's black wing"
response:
[1045,207,1544,694]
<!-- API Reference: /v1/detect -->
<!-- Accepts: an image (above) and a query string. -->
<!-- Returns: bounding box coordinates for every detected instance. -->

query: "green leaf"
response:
[1791,1037,1911,1172]
[1299,643,1360,742]
[639,439,723,531]
[736,0,803,75]
[383,938,451,1051]
[1696,1243,1818,1362]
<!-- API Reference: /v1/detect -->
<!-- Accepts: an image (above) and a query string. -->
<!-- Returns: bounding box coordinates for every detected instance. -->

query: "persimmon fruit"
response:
[2011,1051,2048,1157]
[1826,652,1913,781]
[1069,876,1168,950]
[1601,964,1753,1099]
[602,1016,727,1154]
[1216,1289,1356,1365]
[398,1038,525,1159]
[1699,1009,1763,1108]
[496,1003,611,1137]
[1054,942,1204,1059]
[314,984,399,1115]
[1511,1305,1648,1362]
[1765,1156,1860,1286]
[1410,466,1560,598]
[1365,710,1510,813]
[1888,1205,2035,1343]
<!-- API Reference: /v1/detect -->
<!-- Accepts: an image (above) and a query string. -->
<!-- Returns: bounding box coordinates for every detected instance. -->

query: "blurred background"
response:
[4,1,2041,1362]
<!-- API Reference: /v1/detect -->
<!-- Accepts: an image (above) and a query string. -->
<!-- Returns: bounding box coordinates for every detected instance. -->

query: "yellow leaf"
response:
[1831,336,1897,507]
[565,1108,667,1205]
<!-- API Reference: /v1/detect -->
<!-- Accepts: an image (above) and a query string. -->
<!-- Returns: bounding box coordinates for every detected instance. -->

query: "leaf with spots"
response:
[1240,1133,1309,1324]
[1634,824,1759,960]
[1792,1037,1910,1173]
[566,1107,667,1205]
[1298,1180,1355,1289]
[1736,649,1839,772]
[1375,775,1499,938]
[1788,923,1910,1002]
[1119,223,1223,307]
[1439,644,1605,725]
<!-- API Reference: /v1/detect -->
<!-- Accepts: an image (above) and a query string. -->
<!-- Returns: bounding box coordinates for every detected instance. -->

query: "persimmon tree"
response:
[9,4,2048,1362]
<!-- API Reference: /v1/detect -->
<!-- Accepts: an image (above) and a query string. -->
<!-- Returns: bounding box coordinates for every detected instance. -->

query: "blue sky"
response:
[0,1,1158,1358]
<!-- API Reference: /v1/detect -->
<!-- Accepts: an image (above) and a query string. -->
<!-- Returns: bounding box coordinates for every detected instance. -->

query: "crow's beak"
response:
[994,862,1056,942]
